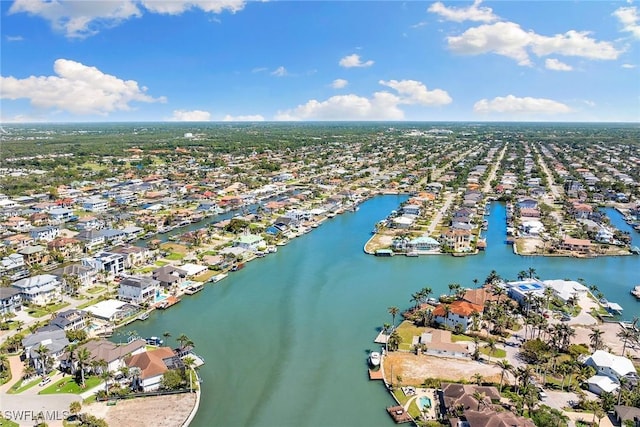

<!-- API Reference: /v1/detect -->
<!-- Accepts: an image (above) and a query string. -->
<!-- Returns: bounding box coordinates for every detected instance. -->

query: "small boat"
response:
[369,351,381,367]
[209,273,228,283]
[631,285,640,299]
[146,336,163,346]
[406,252,419,257]
[231,263,245,272]
[137,312,149,321]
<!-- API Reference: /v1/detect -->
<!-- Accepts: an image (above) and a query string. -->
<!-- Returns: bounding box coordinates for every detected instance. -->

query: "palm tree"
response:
[443,304,452,329]
[388,306,399,329]
[69,401,82,417]
[527,267,537,279]
[472,391,487,411]
[177,333,191,349]
[496,359,513,392]
[163,331,172,342]
[517,270,528,281]
[421,287,433,303]
[472,373,483,386]
[448,283,461,298]
[387,330,402,351]
[484,338,497,363]
[617,325,639,356]
[76,347,91,387]
[589,328,605,351]
[35,344,51,376]
[183,356,196,392]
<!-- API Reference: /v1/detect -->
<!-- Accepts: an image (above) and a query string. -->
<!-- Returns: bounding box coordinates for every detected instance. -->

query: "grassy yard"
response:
[479,347,507,359]
[8,371,56,394]
[0,415,19,427]
[28,302,70,318]
[164,252,185,261]
[160,243,188,254]
[77,298,101,310]
[86,286,106,295]
[395,321,424,351]
[155,260,169,266]
[194,270,216,282]
[39,376,102,395]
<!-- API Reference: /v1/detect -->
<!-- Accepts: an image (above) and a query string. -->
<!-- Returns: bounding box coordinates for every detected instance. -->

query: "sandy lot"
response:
[85,393,196,427]
[383,353,503,387]
[573,321,640,359]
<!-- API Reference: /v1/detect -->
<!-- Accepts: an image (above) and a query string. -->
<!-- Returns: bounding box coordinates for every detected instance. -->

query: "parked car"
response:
[39,377,52,387]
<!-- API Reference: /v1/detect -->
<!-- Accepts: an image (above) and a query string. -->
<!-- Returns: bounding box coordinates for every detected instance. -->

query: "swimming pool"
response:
[154,292,168,303]
[418,396,432,411]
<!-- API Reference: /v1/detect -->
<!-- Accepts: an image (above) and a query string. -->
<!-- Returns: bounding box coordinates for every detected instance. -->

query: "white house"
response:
[48,208,75,223]
[234,234,265,251]
[82,251,125,277]
[585,350,638,395]
[118,276,159,305]
[12,274,62,306]
[82,197,109,212]
[22,329,70,374]
[76,230,106,252]
[29,225,60,242]
[542,279,589,303]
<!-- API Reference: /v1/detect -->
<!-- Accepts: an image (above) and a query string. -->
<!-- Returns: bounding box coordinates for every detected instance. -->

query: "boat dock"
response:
[156,295,180,309]
[386,406,413,424]
[369,369,384,380]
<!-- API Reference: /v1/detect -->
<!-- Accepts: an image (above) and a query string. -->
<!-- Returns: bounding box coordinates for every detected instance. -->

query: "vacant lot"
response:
[86,393,196,427]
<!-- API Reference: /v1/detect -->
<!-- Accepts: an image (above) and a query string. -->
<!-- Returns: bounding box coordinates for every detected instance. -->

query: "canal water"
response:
[117,196,639,427]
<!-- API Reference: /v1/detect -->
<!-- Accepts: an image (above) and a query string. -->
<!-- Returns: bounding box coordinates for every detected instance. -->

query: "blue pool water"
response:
[419,396,432,410]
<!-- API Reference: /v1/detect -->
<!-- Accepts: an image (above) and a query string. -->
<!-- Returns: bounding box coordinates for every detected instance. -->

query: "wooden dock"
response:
[369,369,384,380]
[386,406,413,424]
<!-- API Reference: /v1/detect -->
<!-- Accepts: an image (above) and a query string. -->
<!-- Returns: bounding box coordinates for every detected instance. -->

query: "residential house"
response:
[29,225,60,242]
[432,300,483,332]
[84,299,139,323]
[439,229,472,252]
[48,208,75,223]
[111,245,154,268]
[412,329,470,358]
[401,204,421,216]
[12,274,62,306]
[82,197,109,212]
[62,338,146,374]
[47,237,83,259]
[76,216,104,231]
[407,236,440,252]
[49,309,88,331]
[559,236,592,254]
[0,253,27,279]
[0,287,22,315]
[2,233,35,251]
[22,329,70,374]
[76,230,106,252]
[3,216,31,232]
[18,245,48,267]
[52,263,98,292]
[152,265,187,289]
[82,251,125,277]
[234,234,265,251]
[585,350,638,395]
[118,276,159,305]
[98,229,127,246]
[127,347,184,391]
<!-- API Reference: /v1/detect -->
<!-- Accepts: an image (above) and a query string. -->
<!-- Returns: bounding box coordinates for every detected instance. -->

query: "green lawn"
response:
[77,299,100,310]
[39,376,102,395]
[480,347,507,359]
[28,302,70,318]
[0,415,19,427]
[155,260,169,266]
[164,252,184,261]
[8,372,53,394]
[86,286,106,295]
[451,334,473,342]
[395,321,424,351]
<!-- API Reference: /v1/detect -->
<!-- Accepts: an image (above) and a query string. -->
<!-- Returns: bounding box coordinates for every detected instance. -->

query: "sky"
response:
[0,0,639,123]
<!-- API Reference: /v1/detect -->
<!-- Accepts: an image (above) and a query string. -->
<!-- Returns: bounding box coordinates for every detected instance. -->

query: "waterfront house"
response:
[98,228,127,246]
[0,287,22,315]
[234,234,265,251]
[505,280,545,307]
[432,300,483,333]
[84,299,138,323]
[439,229,472,252]
[111,245,154,268]
[12,274,62,306]
[541,279,588,303]
[401,204,421,216]
[49,309,88,331]
[153,265,187,289]
[22,329,69,374]
[412,329,470,358]
[62,338,146,374]
[126,347,184,392]
[118,276,159,305]
[407,236,440,252]
[559,236,592,254]
[517,198,538,210]
[391,215,415,229]
[76,216,104,231]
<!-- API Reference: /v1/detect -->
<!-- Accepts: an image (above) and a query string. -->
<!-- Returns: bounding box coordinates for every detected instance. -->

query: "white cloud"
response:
[5,35,24,41]
[140,0,245,15]
[331,78,349,89]
[0,59,165,115]
[8,0,245,38]
[271,66,288,77]
[339,54,374,68]
[583,100,596,108]
[275,93,403,121]
[545,58,572,71]
[622,63,637,68]
[251,67,268,73]
[222,114,264,121]
[378,79,452,106]
[613,6,640,39]
[276,79,450,121]
[446,21,621,66]
[473,95,572,114]
[169,109,211,121]
[428,0,498,23]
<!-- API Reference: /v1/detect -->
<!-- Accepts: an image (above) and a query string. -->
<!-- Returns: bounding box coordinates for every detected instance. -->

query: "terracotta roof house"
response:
[432,300,483,332]
[127,347,184,391]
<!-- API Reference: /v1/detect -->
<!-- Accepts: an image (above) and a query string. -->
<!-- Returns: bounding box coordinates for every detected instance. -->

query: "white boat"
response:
[369,351,381,367]
[210,273,228,283]
[631,285,640,299]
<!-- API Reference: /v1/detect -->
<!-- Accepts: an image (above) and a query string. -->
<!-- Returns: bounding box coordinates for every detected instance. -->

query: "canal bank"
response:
[116,196,638,427]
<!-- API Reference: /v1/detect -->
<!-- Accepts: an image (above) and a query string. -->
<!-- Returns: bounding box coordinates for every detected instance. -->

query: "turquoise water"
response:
[419,396,432,410]
[117,196,639,427]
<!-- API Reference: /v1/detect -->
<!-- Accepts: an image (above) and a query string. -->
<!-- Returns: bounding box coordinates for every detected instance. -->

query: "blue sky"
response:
[1,0,638,123]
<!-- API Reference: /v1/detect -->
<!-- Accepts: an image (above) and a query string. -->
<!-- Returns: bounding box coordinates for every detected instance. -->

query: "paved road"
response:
[1,393,78,427]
